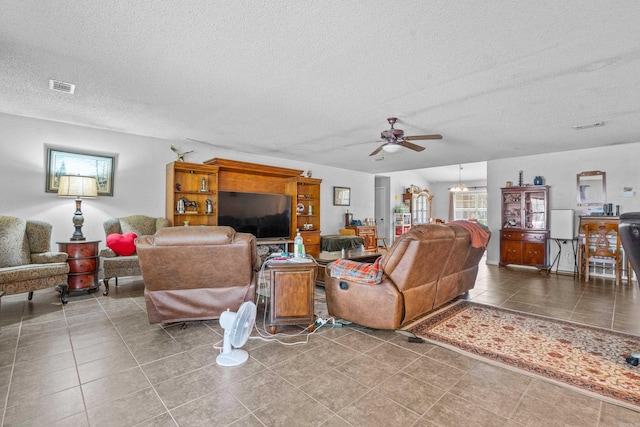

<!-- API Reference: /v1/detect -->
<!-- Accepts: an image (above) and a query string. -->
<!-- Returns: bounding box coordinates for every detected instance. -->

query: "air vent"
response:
[573,121,605,130]
[49,79,75,94]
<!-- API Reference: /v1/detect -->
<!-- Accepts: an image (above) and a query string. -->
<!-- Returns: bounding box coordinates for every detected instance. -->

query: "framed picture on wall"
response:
[333,186,350,206]
[46,147,116,196]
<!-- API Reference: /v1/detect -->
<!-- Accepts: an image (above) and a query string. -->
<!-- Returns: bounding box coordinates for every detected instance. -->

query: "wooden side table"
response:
[265,261,316,334]
[57,240,101,296]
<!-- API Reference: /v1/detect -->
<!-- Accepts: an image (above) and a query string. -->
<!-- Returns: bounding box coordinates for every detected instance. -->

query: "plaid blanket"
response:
[328,257,383,285]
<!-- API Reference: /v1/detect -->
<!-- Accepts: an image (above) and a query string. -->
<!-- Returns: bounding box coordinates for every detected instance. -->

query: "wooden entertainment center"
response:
[165,158,322,256]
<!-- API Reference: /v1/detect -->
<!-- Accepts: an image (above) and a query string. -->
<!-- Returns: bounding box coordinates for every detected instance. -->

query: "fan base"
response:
[216,349,249,367]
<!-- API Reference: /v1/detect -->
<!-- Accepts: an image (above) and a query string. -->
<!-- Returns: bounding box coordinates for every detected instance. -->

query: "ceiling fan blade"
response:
[404,134,443,141]
[369,145,385,156]
[401,141,426,152]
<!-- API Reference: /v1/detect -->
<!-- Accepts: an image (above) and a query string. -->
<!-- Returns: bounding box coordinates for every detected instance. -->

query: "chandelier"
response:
[450,164,468,192]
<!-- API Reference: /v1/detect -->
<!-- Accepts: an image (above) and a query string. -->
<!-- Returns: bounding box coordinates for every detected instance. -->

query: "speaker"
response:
[550,209,574,240]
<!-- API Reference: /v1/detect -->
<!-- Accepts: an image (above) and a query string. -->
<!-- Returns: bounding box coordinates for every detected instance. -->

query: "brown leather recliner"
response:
[325,223,490,330]
[136,226,260,324]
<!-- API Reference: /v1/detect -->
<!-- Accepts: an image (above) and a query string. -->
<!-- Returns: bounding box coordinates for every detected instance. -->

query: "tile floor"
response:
[1,263,640,426]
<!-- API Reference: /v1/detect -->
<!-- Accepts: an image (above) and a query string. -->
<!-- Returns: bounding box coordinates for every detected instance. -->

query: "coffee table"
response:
[315,249,381,286]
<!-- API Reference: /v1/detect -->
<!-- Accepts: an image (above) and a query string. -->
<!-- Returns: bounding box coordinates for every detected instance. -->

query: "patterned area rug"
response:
[406,301,640,411]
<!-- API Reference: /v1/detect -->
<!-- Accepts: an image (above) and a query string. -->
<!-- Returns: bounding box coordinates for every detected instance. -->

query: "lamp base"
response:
[70,199,86,241]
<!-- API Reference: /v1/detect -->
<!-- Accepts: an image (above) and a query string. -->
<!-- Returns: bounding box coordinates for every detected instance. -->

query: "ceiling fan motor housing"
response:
[381,129,404,140]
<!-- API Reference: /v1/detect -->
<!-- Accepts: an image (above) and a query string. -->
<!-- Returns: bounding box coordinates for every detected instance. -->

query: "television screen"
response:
[217,191,291,239]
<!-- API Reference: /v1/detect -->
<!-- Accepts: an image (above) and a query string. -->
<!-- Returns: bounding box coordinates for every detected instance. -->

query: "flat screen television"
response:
[217,191,291,239]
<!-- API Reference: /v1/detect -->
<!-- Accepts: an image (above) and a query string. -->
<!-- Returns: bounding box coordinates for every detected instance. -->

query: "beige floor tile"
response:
[420,392,508,427]
[338,390,420,427]
[0,263,637,426]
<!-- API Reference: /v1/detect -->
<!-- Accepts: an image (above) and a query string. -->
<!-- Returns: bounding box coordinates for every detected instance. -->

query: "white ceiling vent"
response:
[573,121,605,130]
[49,79,75,94]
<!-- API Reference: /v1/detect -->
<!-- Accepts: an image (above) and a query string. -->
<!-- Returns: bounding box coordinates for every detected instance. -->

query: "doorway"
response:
[374,176,391,246]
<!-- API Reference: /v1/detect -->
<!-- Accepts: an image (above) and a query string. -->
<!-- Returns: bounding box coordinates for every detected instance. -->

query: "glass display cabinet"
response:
[500,186,550,270]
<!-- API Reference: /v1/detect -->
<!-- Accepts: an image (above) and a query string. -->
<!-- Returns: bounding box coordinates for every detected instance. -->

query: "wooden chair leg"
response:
[103,278,110,296]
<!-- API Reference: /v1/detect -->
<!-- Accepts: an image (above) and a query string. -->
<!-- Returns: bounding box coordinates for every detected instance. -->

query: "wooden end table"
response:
[57,240,101,299]
[264,261,317,334]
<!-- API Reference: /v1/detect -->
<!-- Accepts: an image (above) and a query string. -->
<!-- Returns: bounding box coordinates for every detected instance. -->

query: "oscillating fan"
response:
[216,301,257,367]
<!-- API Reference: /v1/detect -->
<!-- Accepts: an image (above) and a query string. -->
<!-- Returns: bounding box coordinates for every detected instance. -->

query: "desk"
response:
[320,235,364,252]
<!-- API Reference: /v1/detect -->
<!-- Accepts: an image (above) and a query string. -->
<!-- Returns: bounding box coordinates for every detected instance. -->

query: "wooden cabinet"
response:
[57,240,101,295]
[296,177,322,257]
[166,159,322,256]
[499,186,550,270]
[347,225,378,251]
[166,162,218,226]
[266,262,316,334]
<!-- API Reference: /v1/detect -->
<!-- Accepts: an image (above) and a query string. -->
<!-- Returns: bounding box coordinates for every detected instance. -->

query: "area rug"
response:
[406,300,640,411]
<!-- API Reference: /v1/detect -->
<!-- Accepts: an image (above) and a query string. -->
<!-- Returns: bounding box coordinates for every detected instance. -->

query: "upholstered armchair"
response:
[0,216,70,304]
[100,215,169,295]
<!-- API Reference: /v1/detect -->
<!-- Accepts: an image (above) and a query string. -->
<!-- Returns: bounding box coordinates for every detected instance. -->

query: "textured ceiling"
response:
[1,1,640,179]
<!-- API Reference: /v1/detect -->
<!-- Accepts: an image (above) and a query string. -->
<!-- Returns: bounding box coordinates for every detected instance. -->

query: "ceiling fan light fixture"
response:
[382,144,402,153]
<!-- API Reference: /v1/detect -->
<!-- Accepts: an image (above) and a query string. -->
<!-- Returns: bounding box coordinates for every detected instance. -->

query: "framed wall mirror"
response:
[577,171,606,206]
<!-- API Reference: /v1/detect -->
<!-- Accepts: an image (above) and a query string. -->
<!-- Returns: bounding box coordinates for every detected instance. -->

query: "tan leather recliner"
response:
[136,226,260,324]
[325,223,490,330]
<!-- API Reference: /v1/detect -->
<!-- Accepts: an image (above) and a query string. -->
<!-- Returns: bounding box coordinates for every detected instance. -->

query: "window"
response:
[452,189,487,225]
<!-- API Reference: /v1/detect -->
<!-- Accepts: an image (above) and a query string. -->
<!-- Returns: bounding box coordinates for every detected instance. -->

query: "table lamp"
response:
[58,175,98,241]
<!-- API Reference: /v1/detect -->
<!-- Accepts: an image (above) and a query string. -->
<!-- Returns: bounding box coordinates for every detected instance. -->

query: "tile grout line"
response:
[0,299,25,427]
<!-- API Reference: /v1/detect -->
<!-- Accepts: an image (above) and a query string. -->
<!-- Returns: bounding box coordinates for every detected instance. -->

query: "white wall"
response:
[486,143,640,270]
[0,113,374,250]
[3,111,639,273]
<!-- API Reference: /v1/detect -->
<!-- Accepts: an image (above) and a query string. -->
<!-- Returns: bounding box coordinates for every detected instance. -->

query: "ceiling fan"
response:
[369,117,442,156]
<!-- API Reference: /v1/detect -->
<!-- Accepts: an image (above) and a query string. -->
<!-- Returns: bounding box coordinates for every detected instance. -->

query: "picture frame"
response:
[333,186,350,206]
[46,147,116,196]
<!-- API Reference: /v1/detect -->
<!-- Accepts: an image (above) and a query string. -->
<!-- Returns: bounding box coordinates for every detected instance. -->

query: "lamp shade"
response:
[58,175,98,198]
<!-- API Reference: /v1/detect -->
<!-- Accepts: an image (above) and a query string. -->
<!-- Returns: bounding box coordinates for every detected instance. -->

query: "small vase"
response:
[533,176,543,185]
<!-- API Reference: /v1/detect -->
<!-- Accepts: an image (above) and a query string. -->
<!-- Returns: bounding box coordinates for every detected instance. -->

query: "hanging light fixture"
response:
[450,164,468,192]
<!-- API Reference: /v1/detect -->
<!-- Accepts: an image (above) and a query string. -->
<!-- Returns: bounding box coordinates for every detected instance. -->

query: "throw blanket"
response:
[328,257,383,285]
[448,220,490,248]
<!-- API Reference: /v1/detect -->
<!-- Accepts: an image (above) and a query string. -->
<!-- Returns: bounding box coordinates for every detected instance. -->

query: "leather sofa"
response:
[325,222,490,329]
[0,216,70,304]
[136,226,260,324]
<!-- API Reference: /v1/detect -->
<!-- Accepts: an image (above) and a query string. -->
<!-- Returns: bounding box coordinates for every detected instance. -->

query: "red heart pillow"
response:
[106,232,137,256]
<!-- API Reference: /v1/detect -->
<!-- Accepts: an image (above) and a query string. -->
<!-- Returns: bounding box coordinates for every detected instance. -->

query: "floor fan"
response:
[216,301,257,366]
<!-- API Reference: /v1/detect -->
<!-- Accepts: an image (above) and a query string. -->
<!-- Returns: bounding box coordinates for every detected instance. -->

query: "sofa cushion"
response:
[328,257,383,285]
[107,233,138,256]
[0,216,30,268]
[0,262,69,284]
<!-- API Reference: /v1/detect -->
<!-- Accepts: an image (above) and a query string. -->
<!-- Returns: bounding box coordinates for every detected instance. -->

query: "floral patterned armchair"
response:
[100,215,169,295]
[0,216,70,304]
